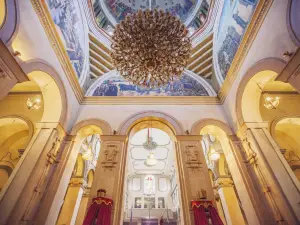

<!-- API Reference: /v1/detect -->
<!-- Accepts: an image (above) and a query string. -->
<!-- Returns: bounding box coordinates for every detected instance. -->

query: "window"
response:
[134,197,142,208]
[144,175,155,194]
[158,197,165,208]
[144,197,155,209]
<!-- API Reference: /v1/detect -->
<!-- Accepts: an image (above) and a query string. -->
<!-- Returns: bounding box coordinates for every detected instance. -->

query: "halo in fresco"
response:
[214,0,258,80]
[87,71,214,96]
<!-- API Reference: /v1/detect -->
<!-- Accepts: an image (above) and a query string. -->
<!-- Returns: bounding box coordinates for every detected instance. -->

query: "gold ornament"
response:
[111,9,191,88]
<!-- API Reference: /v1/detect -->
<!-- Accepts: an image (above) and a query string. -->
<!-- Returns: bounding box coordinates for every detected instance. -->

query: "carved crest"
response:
[102,144,118,170]
[185,145,202,170]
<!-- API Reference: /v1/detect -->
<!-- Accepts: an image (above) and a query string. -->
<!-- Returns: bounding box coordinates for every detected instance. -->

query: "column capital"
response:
[176,135,203,141]
[214,176,234,189]
[69,177,86,188]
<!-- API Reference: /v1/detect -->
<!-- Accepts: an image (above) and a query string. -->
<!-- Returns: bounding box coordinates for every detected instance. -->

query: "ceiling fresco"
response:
[87,71,212,96]
[92,0,212,35]
[215,0,258,80]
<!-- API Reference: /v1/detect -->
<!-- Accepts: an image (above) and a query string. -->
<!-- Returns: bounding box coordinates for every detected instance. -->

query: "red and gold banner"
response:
[191,200,213,209]
[92,197,113,206]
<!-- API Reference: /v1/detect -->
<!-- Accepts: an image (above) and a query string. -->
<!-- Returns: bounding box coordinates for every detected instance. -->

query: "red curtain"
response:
[193,205,208,225]
[208,205,224,225]
[83,197,112,225]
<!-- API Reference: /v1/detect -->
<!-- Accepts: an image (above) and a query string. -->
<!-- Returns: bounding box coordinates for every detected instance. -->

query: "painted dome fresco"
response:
[92,0,212,34]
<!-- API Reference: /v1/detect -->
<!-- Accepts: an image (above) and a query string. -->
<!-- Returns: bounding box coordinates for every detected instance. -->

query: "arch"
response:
[0,115,34,140]
[287,0,300,46]
[70,118,112,136]
[235,58,286,126]
[191,118,233,135]
[0,0,20,44]
[118,111,185,135]
[269,115,300,138]
[20,59,68,127]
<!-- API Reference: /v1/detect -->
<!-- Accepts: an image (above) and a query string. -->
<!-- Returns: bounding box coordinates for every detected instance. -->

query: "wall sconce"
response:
[26,95,42,110]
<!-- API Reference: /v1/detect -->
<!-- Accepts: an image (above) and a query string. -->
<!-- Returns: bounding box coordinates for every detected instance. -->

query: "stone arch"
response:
[191,118,233,135]
[20,59,68,128]
[70,118,112,136]
[118,111,185,135]
[235,58,286,126]
[0,0,20,44]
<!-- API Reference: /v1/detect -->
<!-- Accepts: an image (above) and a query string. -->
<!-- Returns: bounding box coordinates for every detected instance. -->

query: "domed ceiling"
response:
[92,0,212,35]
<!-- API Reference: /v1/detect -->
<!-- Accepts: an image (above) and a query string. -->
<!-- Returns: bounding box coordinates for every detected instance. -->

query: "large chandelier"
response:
[111,9,191,88]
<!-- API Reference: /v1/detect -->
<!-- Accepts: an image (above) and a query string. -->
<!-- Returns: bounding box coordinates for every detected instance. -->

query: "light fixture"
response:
[82,145,93,161]
[27,95,42,110]
[111,9,191,88]
[209,148,220,161]
[263,94,280,109]
[144,152,157,167]
[143,126,157,150]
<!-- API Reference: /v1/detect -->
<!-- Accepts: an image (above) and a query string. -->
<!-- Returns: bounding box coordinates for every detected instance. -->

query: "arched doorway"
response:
[121,120,182,224]
[0,116,33,192]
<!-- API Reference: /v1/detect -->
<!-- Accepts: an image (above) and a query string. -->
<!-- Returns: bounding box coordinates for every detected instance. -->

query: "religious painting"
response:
[144,175,155,195]
[215,0,258,80]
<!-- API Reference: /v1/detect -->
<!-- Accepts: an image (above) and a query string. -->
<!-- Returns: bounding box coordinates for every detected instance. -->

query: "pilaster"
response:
[56,177,86,225]
[238,122,300,225]
[88,135,127,225]
[175,135,215,225]
[75,187,91,225]
[0,122,65,225]
[214,176,245,225]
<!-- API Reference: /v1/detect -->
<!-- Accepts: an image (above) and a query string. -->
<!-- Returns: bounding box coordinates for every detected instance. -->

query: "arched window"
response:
[144,175,155,195]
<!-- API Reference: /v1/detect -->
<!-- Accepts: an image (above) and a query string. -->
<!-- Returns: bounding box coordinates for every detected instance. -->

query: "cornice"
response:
[81,96,221,105]
[218,0,274,103]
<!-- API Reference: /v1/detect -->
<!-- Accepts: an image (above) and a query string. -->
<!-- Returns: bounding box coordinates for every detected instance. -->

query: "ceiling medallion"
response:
[111,9,191,88]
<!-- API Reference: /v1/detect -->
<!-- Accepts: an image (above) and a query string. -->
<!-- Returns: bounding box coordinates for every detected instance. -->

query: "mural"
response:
[90,73,210,96]
[215,0,258,79]
[46,0,85,78]
[188,0,211,32]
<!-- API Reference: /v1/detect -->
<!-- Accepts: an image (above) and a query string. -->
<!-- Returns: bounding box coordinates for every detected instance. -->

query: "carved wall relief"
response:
[185,144,202,170]
[101,144,118,170]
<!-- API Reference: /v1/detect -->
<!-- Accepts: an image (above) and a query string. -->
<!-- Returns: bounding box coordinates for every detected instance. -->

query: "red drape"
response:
[193,205,208,225]
[208,205,224,225]
[83,197,113,225]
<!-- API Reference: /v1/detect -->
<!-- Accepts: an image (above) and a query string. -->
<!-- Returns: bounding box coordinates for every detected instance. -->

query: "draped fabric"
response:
[208,205,224,225]
[193,205,208,225]
[191,200,224,225]
[83,197,113,225]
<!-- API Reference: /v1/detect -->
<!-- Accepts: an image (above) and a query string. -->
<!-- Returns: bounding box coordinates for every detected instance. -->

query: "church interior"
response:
[0,0,300,224]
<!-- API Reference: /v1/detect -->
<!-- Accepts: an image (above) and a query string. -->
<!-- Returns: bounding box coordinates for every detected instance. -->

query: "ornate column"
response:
[0,122,65,225]
[75,187,91,225]
[0,40,28,100]
[56,177,85,225]
[175,135,215,225]
[276,48,300,93]
[214,176,245,225]
[238,122,300,225]
[88,135,127,225]
[213,190,227,225]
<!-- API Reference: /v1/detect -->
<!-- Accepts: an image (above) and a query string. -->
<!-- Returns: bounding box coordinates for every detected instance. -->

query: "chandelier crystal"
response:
[111,9,191,88]
[263,94,280,109]
[144,152,157,167]
[27,95,42,110]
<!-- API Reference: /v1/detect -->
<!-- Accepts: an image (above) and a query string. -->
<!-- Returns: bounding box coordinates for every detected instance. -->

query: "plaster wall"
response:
[74,104,228,132]
[222,0,298,130]
[11,0,80,132]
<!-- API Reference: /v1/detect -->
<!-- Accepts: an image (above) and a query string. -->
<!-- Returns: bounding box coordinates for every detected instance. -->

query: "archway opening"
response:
[199,124,247,225]
[56,123,103,225]
[0,116,32,192]
[122,119,183,224]
[272,117,300,181]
